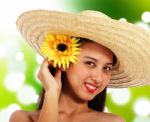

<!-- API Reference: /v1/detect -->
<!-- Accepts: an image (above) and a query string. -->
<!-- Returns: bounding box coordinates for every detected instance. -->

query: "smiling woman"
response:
[9,9,150,122]
[37,38,111,113]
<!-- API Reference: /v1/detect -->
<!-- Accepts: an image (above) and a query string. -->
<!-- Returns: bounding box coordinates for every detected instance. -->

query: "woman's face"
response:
[64,42,113,101]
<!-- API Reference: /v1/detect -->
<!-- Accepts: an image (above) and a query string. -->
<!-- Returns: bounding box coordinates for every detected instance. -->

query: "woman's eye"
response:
[104,66,112,72]
[85,61,95,67]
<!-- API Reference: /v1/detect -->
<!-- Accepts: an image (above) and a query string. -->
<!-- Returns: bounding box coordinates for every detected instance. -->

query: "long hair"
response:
[37,64,107,112]
[37,85,107,112]
[88,88,107,111]
[37,62,109,112]
[37,37,117,112]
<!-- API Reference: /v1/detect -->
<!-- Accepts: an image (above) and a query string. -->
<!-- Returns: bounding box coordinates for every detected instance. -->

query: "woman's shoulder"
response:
[95,111,125,122]
[9,110,39,122]
[9,110,31,122]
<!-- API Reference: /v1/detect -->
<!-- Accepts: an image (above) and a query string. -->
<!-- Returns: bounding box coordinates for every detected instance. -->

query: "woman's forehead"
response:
[81,42,112,54]
[80,42,113,62]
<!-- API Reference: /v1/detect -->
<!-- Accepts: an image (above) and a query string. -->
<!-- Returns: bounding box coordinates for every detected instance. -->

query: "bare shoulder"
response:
[96,112,125,122]
[9,110,39,122]
[9,110,31,122]
[104,113,125,122]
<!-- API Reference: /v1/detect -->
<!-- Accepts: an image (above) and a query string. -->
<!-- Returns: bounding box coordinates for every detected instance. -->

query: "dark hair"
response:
[37,63,107,111]
[37,87,107,112]
[88,88,107,111]
[37,37,117,112]
[37,69,107,112]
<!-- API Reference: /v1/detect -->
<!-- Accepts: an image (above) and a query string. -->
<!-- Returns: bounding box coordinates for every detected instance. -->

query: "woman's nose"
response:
[91,69,103,84]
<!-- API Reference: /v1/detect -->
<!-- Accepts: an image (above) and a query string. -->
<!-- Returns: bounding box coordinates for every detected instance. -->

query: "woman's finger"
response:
[54,69,62,83]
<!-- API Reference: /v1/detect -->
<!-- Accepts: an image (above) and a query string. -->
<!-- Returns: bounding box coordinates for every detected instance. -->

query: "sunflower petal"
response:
[40,33,81,69]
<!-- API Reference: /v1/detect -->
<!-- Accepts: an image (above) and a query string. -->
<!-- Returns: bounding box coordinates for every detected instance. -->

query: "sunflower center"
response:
[57,43,67,52]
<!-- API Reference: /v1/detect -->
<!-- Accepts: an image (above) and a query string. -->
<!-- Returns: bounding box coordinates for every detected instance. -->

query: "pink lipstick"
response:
[84,82,98,94]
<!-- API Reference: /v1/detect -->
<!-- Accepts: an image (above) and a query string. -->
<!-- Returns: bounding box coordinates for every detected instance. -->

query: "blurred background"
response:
[0,0,150,122]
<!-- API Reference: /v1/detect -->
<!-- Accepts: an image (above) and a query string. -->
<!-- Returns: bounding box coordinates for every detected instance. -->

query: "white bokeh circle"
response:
[134,98,150,116]
[110,88,131,105]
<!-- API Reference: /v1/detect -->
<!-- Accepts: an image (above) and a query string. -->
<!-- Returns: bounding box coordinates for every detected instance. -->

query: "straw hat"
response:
[16,9,150,88]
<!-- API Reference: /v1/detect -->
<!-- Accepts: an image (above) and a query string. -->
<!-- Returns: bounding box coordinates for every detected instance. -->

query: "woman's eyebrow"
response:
[84,56,113,65]
[106,63,113,66]
[83,56,98,62]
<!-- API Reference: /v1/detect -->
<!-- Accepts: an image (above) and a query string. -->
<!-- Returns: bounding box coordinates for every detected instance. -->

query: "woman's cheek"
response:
[103,74,111,85]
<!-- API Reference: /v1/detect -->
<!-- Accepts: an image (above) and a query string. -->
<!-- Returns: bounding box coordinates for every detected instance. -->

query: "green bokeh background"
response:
[64,0,150,22]
[0,0,150,122]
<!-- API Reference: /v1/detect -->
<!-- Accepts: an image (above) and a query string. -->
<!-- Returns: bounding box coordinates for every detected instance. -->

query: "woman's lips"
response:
[84,82,98,94]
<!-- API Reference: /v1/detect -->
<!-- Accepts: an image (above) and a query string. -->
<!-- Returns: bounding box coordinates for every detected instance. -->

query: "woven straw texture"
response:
[16,10,150,88]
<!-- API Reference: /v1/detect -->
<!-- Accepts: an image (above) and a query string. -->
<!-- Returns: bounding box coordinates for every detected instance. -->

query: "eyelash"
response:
[85,61,96,68]
[85,61,113,72]
[103,66,113,72]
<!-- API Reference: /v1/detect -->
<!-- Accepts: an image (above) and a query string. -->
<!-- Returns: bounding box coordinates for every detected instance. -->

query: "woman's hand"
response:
[38,59,62,96]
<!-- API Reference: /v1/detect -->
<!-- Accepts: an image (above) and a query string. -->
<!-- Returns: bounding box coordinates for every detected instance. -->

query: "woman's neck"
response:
[58,91,90,115]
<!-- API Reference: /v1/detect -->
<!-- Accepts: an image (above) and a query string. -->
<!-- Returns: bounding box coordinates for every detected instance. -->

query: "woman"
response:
[10,10,150,122]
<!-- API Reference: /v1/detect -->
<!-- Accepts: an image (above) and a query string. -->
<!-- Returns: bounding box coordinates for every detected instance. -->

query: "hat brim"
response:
[16,10,150,88]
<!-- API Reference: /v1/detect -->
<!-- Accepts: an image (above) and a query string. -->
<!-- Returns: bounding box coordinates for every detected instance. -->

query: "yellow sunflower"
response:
[40,34,81,69]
